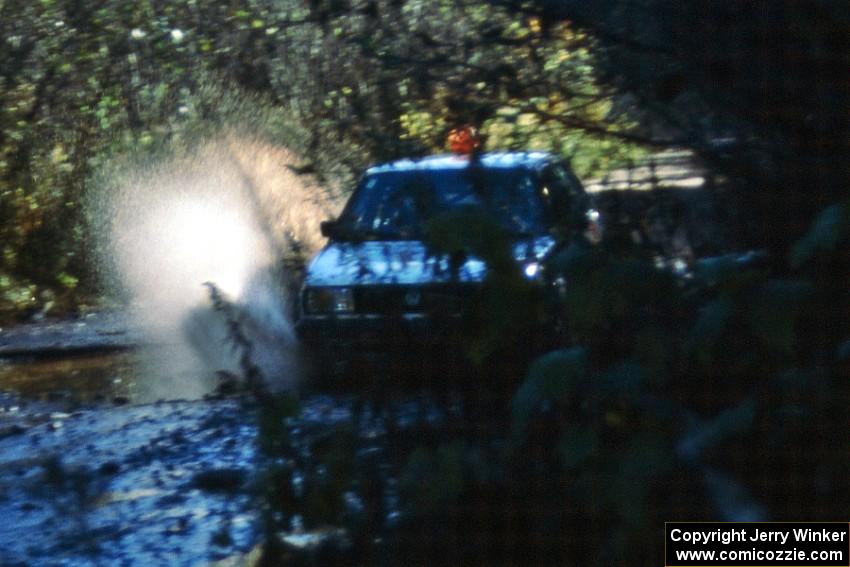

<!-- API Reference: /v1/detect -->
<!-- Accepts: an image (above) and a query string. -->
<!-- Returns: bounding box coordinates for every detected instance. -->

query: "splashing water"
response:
[89,136,338,400]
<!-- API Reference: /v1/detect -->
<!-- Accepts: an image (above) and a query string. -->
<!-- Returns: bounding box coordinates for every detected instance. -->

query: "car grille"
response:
[353,284,475,315]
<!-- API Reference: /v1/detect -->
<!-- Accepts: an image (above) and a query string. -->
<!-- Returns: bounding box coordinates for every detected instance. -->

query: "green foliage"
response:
[256,394,300,454]
[4,1,847,563]
[524,1,850,253]
[249,197,849,565]
[686,296,734,365]
[0,0,652,320]
[745,279,814,355]
[557,424,599,470]
[455,200,847,562]
[424,210,545,364]
[791,200,850,268]
[511,347,586,439]
[678,399,756,461]
[425,210,515,272]
[399,441,466,517]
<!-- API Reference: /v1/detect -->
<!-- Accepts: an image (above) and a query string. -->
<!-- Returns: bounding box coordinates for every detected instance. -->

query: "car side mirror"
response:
[320,219,339,238]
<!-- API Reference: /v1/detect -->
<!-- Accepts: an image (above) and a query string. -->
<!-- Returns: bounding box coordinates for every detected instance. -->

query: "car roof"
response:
[366,151,557,175]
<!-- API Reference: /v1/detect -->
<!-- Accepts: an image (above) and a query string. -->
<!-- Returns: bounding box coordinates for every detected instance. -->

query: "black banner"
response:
[665,522,850,566]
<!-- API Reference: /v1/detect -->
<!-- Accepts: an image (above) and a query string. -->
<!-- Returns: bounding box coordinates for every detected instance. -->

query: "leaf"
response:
[558,425,599,470]
[606,432,673,525]
[686,296,734,362]
[424,209,514,272]
[511,347,587,438]
[746,279,814,354]
[774,367,830,408]
[702,468,766,522]
[609,258,677,306]
[693,250,767,290]
[558,255,678,342]
[791,200,850,268]
[562,267,616,336]
[632,325,672,382]
[676,399,756,461]
[618,432,674,479]
[399,441,465,517]
[596,361,647,403]
[549,239,605,275]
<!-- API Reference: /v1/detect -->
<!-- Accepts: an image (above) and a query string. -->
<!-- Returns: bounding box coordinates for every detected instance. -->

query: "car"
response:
[295,145,601,380]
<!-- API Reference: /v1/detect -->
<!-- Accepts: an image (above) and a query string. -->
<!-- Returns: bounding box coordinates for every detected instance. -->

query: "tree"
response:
[261,0,646,177]
[0,0,648,318]
[495,0,850,254]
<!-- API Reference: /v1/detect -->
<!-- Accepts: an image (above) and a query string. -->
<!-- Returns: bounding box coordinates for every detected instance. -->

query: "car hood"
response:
[304,236,556,287]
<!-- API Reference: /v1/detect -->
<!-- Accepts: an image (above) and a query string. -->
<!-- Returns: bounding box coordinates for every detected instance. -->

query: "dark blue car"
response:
[295,151,600,376]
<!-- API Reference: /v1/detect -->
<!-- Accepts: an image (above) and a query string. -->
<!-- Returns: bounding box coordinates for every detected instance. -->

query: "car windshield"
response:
[337,167,544,240]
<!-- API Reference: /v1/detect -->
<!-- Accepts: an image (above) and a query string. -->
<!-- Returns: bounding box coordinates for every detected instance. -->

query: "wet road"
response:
[0,312,140,359]
[0,315,454,566]
[0,316,259,566]
[0,396,260,566]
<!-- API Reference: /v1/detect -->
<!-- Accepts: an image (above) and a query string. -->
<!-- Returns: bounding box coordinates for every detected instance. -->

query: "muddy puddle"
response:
[0,351,138,406]
[0,397,262,566]
[0,327,450,566]
[0,342,265,566]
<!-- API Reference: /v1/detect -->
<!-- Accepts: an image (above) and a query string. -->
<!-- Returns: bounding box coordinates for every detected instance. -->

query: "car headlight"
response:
[305,287,354,314]
[523,262,541,280]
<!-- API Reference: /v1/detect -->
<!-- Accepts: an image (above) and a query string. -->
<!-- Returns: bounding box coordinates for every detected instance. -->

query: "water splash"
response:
[89,135,338,400]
